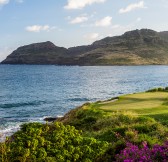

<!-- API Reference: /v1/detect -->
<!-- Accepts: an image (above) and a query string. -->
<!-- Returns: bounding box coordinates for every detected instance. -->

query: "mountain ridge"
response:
[2,28,168,65]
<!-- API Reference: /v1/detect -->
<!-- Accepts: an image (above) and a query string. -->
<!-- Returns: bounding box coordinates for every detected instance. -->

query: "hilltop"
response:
[2,29,168,65]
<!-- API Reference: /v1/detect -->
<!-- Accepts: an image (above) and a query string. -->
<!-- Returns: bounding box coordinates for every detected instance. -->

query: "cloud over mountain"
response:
[25,25,55,32]
[119,1,146,14]
[95,16,112,27]
[64,0,106,9]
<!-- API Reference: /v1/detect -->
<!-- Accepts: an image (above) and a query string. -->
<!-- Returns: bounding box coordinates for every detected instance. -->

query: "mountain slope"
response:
[159,31,168,42]
[1,41,68,64]
[2,29,168,65]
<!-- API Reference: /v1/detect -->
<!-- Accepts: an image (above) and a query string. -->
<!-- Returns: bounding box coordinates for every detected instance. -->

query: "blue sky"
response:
[0,0,168,61]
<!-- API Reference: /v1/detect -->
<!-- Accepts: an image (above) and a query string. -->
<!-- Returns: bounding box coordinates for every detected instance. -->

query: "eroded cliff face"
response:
[2,29,168,65]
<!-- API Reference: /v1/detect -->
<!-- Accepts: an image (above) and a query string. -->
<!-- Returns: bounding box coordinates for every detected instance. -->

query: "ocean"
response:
[1,65,168,141]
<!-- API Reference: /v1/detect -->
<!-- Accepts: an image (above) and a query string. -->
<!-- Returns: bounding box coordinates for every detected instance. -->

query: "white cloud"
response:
[95,16,112,27]
[64,0,106,9]
[25,25,63,32]
[84,33,99,41]
[0,0,23,6]
[25,25,55,32]
[119,1,146,14]
[70,16,88,24]
[0,0,9,6]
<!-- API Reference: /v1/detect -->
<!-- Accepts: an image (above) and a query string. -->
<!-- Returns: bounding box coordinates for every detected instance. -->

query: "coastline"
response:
[1,63,168,66]
[1,88,168,161]
[1,87,168,142]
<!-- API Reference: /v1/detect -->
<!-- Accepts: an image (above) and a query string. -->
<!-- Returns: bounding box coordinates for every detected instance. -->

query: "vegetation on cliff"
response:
[1,87,168,161]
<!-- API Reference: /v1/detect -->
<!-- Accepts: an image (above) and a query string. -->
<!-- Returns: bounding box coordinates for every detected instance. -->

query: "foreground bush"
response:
[115,141,168,162]
[1,106,168,161]
[0,122,108,162]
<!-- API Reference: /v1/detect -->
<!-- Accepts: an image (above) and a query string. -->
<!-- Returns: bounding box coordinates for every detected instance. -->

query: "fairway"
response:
[94,92,168,123]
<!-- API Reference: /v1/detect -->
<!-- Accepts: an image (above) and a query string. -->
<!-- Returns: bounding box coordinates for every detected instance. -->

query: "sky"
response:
[0,0,168,61]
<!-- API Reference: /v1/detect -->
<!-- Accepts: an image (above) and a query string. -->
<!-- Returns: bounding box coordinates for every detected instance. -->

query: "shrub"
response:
[147,88,158,92]
[158,87,164,91]
[165,87,168,91]
[115,141,168,162]
[96,129,117,142]
[147,87,166,92]
[1,122,109,162]
[135,116,155,123]
[66,108,105,131]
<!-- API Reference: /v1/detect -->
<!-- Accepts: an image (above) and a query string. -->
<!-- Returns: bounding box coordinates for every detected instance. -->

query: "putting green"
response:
[93,92,168,123]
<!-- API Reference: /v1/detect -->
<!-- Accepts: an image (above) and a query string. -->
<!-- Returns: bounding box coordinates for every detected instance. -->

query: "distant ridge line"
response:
[2,28,168,65]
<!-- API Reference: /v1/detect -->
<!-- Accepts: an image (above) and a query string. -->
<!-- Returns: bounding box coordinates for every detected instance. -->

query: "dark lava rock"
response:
[44,117,58,122]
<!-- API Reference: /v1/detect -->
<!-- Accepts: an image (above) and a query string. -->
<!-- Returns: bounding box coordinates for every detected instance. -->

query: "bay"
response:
[0,65,168,141]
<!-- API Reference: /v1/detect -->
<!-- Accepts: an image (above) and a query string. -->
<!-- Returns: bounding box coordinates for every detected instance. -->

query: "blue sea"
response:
[1,65,168,141]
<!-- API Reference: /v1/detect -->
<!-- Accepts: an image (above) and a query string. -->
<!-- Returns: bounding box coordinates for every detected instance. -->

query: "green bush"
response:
[134,134,160,146]
[158,87,164,91]
[165,87,168,91]
[133,124,157,134]
[67,108,105,131]
[147,88,158,92]
[1,109,168,162]
[96,129,117,142]
[134,116,155,123]
[1,122,109,162]
[147,87,166,92]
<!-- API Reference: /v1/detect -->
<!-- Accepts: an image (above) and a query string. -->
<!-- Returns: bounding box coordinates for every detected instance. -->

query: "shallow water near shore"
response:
[1,65,168,141]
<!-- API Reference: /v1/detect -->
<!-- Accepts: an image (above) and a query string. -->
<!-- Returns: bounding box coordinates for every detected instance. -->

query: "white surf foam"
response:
[0,114,64,142]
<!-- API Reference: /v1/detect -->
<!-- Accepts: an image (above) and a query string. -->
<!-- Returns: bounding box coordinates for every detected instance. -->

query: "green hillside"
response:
[2,29,168,65]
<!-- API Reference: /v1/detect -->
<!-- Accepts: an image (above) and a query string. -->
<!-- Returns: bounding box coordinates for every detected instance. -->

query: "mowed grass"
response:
[93,92,168,124]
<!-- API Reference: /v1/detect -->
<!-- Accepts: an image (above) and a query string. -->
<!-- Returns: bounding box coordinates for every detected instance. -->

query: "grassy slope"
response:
[95,92,168,123]
[59,91,168,127]
[58,90,168,147]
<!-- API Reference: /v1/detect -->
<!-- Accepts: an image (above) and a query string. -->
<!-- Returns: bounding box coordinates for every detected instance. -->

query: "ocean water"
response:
[1,65,168,141]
